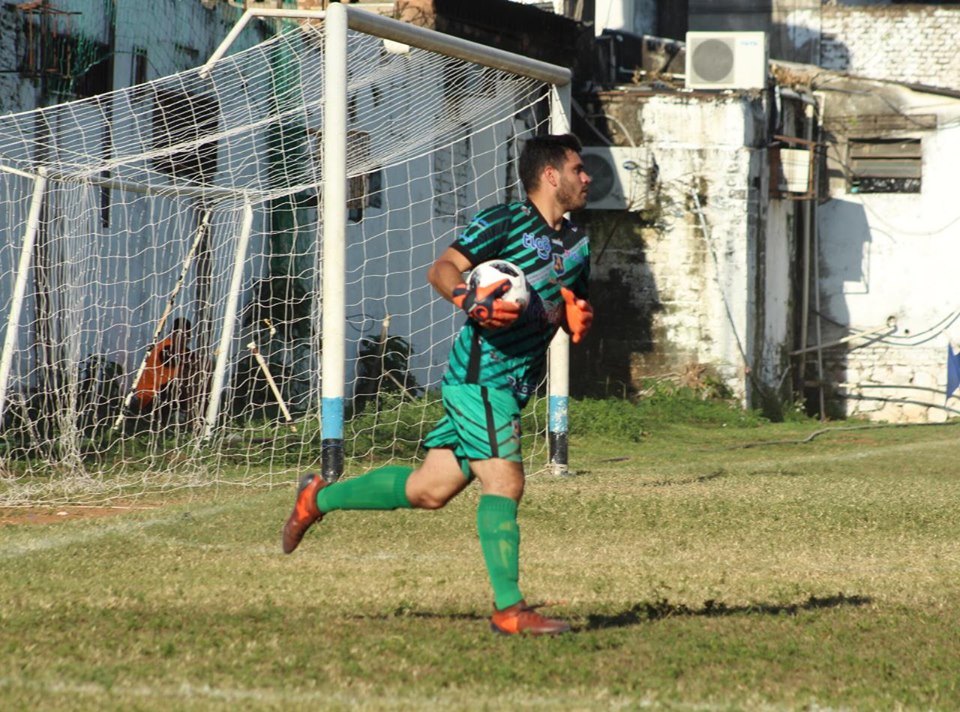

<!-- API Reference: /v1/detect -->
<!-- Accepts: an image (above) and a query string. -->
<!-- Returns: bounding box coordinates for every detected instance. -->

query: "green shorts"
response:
[422,384,523,476]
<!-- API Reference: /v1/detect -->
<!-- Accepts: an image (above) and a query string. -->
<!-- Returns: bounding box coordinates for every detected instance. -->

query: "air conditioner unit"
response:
[685,31,767,91]
[581,146,651,211]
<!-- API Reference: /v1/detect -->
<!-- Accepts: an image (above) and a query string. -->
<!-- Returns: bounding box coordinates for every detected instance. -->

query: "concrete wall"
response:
[0,0,264,113]
[574,90,795,410]
[817,86,960,422]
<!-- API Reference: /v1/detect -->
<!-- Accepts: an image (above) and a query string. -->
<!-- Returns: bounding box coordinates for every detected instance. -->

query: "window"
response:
[346,131,383,222]
[311,129,383,222]
[432,125,471,221]
[131,48,148,86]
[847,138,921,194]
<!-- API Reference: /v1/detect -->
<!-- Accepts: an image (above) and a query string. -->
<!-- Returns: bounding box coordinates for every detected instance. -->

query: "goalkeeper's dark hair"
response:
[519,133,583,193]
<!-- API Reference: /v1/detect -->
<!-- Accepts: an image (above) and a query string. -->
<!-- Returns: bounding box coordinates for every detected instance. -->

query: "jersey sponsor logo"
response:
[522,232,553,260]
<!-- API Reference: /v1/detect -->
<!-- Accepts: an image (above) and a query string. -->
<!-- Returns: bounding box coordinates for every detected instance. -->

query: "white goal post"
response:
[202,3,574,482]
[0,3,574,505]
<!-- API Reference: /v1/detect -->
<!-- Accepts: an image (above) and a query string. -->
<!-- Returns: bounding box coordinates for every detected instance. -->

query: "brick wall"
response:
[820,5,960,89]
[821,343,949,423]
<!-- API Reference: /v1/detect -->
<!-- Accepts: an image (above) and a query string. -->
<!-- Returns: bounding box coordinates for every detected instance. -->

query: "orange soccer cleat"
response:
[281,473,327,554]
[489,601,571,636]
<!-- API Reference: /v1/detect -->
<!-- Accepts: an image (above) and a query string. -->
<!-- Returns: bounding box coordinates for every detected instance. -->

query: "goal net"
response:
[0,10,559,505]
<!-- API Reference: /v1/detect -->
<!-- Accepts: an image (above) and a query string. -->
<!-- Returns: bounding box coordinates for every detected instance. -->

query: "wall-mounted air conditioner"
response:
[685,31,767,91]
[581,146,651,211]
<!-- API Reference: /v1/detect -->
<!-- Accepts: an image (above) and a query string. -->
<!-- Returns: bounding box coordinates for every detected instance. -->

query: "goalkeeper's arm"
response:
[428,247,521,329]
[560,286,594,344]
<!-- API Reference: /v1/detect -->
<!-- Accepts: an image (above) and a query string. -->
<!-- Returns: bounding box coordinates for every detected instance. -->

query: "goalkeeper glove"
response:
[452,278,521,329]
[560,286,594,344]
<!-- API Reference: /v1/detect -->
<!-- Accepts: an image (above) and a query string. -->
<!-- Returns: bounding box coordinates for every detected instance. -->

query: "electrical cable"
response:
[731,418,960,449]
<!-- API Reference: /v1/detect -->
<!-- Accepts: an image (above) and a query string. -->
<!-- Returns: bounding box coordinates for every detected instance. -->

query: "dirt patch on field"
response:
[0,505,156,526]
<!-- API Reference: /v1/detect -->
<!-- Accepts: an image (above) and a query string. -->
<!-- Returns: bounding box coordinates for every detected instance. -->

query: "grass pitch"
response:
[2,416,960,710]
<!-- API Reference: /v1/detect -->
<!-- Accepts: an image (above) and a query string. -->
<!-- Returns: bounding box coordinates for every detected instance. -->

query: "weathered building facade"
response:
[683,1,960,420]
[0,0,270,114]
[568,88,807,415]
[808,71,960,421]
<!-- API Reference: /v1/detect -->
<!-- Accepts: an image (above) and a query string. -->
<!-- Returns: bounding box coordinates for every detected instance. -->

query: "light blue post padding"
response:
[321,397,344,440]
[548,395,569,433]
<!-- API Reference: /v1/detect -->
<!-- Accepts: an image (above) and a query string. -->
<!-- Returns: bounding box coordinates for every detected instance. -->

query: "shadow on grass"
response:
[585,593,872,630]
[353,608,487,622]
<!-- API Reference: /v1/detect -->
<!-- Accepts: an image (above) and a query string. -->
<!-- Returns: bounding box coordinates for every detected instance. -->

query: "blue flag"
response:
[947,344,960,403]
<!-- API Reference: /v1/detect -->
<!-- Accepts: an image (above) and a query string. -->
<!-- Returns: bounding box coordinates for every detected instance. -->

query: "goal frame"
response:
[200,3,575,480]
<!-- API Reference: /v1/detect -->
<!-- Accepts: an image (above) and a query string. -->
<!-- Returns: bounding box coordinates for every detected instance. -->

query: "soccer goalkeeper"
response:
[282,134,594,635]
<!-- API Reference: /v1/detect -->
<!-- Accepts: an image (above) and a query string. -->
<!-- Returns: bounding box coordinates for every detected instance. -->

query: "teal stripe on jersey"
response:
[505,215,539,239]
[444,200,590,404]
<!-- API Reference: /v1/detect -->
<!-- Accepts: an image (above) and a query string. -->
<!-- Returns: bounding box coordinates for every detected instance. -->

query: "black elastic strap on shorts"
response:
[466,326,482,384]
[481,386,499,458]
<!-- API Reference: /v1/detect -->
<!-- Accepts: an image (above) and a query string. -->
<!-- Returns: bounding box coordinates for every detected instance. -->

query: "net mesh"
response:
[0,19,552,505]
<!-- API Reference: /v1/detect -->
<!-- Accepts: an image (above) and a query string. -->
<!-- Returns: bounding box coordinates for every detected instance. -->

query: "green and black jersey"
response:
[444,199,590,406]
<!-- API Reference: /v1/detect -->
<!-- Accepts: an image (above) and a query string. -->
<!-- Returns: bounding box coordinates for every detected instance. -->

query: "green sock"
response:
[477,494,523,611]
[316,465,413,513]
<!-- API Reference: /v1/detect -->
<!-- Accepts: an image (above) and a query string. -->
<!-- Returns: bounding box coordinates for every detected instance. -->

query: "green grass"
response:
[2,413,960,710]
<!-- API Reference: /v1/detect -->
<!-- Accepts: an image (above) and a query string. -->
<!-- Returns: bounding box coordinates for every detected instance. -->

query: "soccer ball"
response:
[467,259,530,311]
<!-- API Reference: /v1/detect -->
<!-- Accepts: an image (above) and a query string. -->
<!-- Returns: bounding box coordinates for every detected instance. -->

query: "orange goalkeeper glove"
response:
[452,278,522,329]
[560,286,594,344]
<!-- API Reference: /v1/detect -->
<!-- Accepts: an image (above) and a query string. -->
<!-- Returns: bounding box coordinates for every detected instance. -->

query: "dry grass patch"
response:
[2,420,960,710]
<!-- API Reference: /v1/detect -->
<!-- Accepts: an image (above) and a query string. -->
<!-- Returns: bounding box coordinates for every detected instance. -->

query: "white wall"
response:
[624,93,775,405]
[759,188,795,398]
[818,111,960,421]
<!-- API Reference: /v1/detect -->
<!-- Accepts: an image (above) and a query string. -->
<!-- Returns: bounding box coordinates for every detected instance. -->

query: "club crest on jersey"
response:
[522,232,553,260]
[553,254,565,275]
[507,376,535,398]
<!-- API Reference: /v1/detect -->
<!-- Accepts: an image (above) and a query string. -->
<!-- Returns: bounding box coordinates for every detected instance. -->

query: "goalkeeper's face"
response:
[555,149,591,212]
